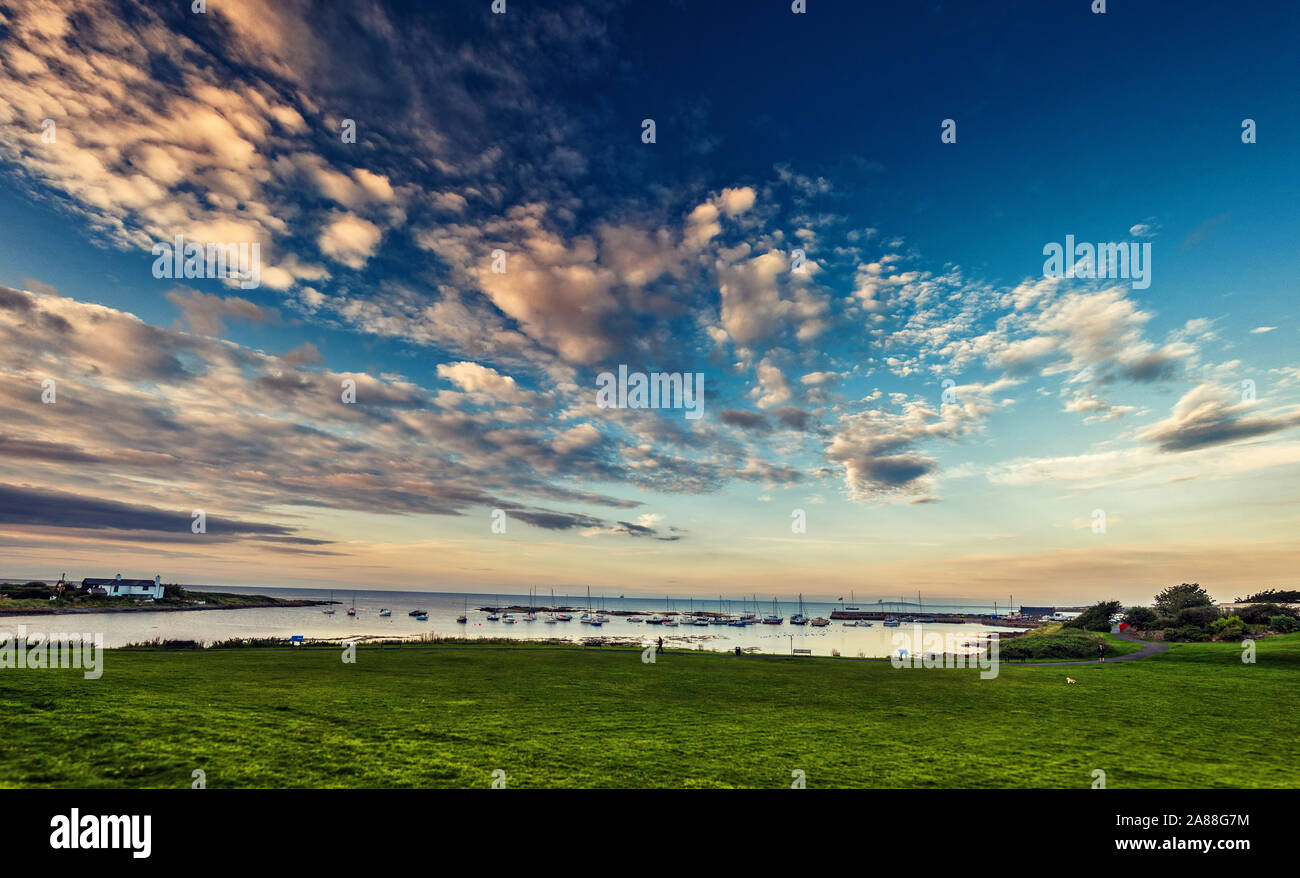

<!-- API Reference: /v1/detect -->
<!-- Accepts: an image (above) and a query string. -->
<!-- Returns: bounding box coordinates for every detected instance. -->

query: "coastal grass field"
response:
[1,635,1297,788]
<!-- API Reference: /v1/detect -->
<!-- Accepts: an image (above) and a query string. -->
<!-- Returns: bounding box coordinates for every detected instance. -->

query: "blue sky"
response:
[1,0,1297,604]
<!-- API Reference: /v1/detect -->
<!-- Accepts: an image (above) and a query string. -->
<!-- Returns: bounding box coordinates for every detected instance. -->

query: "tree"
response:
[1063,600,1122,631]
[1153,583,1213,617]
[1176,605,1221,629]
[1236,588,1300,603]
[1123,606,1157,629]
[1235,603,1296,625]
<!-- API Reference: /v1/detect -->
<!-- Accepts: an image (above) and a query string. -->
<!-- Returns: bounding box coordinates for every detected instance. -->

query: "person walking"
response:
[657,636,664,656]
[1098,642,1106,662]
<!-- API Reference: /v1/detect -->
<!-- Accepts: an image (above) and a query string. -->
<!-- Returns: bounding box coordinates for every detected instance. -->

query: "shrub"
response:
[1063,600,1122,632]
[1163,626,1210,643]
[1235,603,1298,625]
[1000,628,1113,660]
[1270,615,1300,633]
[1211,615,1246,641]
[1176,605,1221,628]
[0,582,54,599]
[1123,606,1157,629]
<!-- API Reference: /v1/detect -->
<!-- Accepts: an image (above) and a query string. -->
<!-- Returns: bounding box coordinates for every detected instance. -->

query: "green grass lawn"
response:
[1,635,1296,788]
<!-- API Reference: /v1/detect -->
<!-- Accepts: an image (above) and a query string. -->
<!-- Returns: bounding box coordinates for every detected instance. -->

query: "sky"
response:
[0,0,1297,606]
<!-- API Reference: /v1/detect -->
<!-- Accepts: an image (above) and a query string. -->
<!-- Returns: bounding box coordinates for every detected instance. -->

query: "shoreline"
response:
[0,599,328,618]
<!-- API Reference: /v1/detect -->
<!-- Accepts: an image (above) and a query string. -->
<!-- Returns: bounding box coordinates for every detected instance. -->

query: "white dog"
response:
[1066,677,1077,684]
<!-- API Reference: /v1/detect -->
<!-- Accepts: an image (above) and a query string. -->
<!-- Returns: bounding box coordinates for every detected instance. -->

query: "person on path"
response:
[1098,642,1106,662]
[657,636,664,656]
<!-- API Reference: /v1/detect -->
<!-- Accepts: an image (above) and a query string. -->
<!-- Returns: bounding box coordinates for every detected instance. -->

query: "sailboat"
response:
[554,592,573,622]
[762,597,783,625]
[322,589,336,615]
[846,590,860,611]
[346,592,357,616]
[486,594,500,622]
[790,593,808,625]
[457,596,467,624]
[378,607,392,617]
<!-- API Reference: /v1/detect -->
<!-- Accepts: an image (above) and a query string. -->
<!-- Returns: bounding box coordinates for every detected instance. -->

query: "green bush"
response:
[0,582,54,599]
[1123,606,1157,629]
[1270,615,1300,633]
[1211,615,1246,641]
[1063,600,1123,631]
[1163,626,1210,643]
[1235,603,1298,625]
[1176,605,1221,628]
[1000,627,1115,660]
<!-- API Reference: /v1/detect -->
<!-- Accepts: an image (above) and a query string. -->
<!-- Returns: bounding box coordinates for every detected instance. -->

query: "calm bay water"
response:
[1,587,1023,656]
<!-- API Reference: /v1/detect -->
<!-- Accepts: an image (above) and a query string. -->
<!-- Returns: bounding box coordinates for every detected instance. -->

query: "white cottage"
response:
[81,574,165,600]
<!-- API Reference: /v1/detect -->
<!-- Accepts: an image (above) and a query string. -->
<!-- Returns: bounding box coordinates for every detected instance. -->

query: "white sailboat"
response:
[790,593,808,625]
[322,589,336,615]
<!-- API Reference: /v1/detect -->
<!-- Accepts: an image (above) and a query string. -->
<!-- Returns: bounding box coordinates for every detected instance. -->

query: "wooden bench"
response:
[793,648,813,656]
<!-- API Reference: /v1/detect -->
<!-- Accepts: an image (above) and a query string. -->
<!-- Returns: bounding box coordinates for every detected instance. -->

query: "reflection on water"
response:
[0,587,1024,656]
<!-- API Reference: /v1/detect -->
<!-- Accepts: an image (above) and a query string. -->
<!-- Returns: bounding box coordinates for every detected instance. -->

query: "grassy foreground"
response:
[1,636,1297,788]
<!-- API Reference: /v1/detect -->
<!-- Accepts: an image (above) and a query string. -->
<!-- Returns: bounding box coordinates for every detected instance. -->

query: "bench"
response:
[793,648,812,656]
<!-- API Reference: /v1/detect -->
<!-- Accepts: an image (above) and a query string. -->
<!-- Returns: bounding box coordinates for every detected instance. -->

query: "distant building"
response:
[1019,606,1055,618]
[80,573,165,601]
